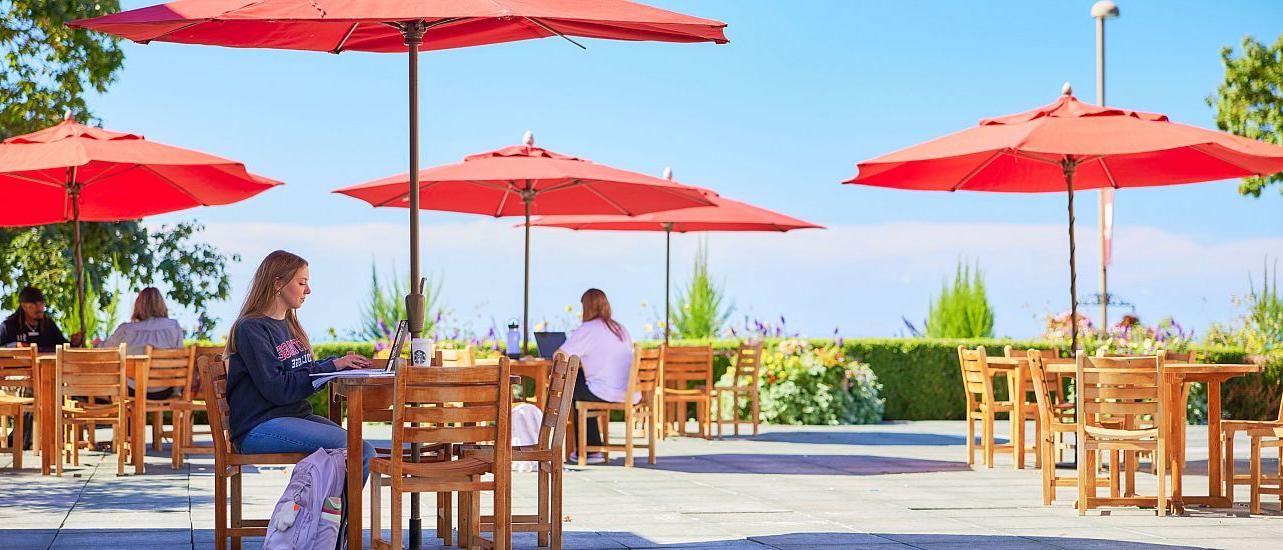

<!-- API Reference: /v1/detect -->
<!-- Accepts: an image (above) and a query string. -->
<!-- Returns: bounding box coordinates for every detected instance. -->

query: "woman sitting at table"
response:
[223,250,375,481]
[559,288,636,464]
[103,287,185,399]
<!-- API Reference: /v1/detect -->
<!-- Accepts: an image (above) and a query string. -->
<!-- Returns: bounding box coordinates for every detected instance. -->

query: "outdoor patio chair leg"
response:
[214,470,227,550]
[624,410,634,468]
[467,488,481,548]
[983,412,995,468]
[1041,433,1054,505]
[115,422,126,476]
[647,407,658,465]
[1224,430,1236,500]
[1251,435,1262,514]
[151,411,163,451]
[390,488,402,550]
[577,408,588,467]
[1111,450,1122,497]
[551,463,564,549]
[457,490,469,549]
[536,464,550,547]
[601,414,611,462]
[439,490,453,546]
[231,468,244,550]
[966,417,975,466]
[370,471,382,548]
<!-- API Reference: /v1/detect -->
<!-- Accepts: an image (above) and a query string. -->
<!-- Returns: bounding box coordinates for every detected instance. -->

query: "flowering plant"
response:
[718,338,883,425]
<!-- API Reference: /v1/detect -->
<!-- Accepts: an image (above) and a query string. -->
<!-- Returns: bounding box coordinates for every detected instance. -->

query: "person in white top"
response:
[102,287,185,399]
[558,288,634,464]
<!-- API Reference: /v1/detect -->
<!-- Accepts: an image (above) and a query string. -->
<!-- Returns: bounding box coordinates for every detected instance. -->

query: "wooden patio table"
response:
[510,357,551,409]
[988,357,1259,508]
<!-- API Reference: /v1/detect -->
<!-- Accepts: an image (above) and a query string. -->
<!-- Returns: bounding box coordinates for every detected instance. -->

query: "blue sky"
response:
[85,0,1282,341]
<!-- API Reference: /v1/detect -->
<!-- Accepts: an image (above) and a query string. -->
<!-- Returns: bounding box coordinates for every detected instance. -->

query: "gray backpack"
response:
[265,448,348,550]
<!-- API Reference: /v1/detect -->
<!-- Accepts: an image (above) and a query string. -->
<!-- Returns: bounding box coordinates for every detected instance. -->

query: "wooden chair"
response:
[999,345,1046,467]
[1075,351,1171,516]
[1248,426,1283,514]
[439,345,477,366]
[461,352,580,548]
[200,355,308,550]
[1223,381,1283,505]
[1096,349,1196,497]
[125,345,194,474]
[958,346,1014,468]
[711,341,765,438]
[55,344,129,476]
[1026,349,1115,505]
[660,345,714,439]
[369,360,513,550]
[576,345,660,467]
[171,345,222,468]
[0,346,37,470]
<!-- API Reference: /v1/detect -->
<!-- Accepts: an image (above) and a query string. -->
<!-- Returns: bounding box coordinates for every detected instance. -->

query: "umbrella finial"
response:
[63,109,74,121]
[663,166,673,180]
[522,130,534,147]
[1062,82,1073,96]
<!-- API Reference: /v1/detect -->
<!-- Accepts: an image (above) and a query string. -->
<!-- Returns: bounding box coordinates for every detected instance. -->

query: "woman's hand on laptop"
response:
[334,352,372,370]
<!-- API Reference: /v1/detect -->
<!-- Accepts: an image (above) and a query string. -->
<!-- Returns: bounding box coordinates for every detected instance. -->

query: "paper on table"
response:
[310,369,393,389]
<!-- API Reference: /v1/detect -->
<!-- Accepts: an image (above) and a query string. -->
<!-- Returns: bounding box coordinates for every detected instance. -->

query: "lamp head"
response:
[1091,1,1119,19]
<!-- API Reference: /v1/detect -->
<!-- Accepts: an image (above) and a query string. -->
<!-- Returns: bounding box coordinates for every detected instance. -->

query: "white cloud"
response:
[172,219,1281,341]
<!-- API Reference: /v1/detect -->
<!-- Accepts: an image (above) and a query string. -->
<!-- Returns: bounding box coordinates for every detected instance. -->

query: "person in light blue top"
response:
[103,287,184,399]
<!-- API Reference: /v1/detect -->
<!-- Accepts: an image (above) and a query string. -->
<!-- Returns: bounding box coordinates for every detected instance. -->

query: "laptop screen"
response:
[383,320,409,372]
[534,331,567,359]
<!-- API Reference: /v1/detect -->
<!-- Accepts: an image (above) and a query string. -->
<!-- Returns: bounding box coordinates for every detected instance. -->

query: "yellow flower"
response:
[535,321,548,331]
[565,304,575,313]
[644,324,654,333]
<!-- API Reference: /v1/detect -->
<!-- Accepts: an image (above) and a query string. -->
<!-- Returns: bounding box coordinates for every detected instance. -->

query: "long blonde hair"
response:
[225,250,311,358]
[581,288,624,341]
[131,287,169,322]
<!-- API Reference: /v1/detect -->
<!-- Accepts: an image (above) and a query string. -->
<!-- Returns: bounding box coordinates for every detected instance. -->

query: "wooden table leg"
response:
[346,388,364,550]
[133,397,145,475]
[39,358,54,476]
[1012,370,1026,470]
[1207,379,1224,501]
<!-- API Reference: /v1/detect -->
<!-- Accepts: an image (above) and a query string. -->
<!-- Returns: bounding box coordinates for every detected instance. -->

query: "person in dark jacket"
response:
[0,286,82,450]
[0,286,83,352]
[224,250,375,481]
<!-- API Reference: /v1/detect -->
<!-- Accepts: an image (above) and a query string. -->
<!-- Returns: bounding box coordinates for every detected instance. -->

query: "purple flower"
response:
[375,341,387,352]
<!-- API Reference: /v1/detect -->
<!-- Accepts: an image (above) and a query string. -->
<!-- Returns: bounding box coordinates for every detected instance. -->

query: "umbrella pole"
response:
[70,176,86,345]
[1063,159,1080,352]
[523,195,532,354]
[401,21,428,550]
[664,224,672,344]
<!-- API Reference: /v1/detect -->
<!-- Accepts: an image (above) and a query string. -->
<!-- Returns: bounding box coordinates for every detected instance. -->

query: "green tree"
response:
[1,0,124,139]
[670,239,732,339]
[1,2,237,335]
[1207,34,1283,198]
[0,222,238,335]
[925,260,994,338]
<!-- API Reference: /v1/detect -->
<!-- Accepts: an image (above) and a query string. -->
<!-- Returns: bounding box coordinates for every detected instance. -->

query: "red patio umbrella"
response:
[0,114,280,336]
[529,171,823,342]
[69,0,727,345]
[845,84,1283,349]
[333,134,713,350]
[71,3,725,543]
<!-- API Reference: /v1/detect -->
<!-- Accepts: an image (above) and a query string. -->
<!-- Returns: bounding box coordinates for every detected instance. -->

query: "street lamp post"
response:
[1092,0,1119,331]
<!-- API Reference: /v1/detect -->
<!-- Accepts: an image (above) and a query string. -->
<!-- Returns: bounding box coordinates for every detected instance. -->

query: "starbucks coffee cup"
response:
[410,338,433,367]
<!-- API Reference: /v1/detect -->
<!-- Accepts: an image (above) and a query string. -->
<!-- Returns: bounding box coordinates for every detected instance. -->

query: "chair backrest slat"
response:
[142,345,194,391]
[957,346,996,407]
[58,344,126,400]
[0,346,37,394]
[189,345,224,400]
[537,353,581,451]
[660,345,713,387]
[731,341,764,385]
[436,345,476,367]
[390,361,511,473]
[199,356,234,458]
[1075,351,1167,432]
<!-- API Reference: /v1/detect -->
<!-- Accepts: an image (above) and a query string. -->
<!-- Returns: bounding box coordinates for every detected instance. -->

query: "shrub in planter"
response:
[717,339,884,425]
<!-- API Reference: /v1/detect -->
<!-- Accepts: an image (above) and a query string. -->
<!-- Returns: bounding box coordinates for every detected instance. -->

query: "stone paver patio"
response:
[2,420,1280,549]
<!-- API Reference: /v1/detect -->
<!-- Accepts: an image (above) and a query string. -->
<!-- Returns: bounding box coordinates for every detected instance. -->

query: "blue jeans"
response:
[238,414,375,482]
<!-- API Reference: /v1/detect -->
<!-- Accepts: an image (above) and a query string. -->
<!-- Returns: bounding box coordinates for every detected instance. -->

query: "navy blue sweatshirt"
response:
[226,316,336,446]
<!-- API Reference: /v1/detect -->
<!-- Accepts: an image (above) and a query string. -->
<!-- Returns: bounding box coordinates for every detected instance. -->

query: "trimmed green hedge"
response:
[297,338,1263,422]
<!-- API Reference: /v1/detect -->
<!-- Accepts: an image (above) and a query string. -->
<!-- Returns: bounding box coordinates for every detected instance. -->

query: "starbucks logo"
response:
[412,349,428,365]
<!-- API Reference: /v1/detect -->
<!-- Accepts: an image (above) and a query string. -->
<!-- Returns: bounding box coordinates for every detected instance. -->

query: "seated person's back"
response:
[103,287,185,398]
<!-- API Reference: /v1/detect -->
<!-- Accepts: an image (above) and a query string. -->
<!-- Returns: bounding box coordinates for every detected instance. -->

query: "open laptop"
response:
[534,331,567,359]
[382,319,409,372]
